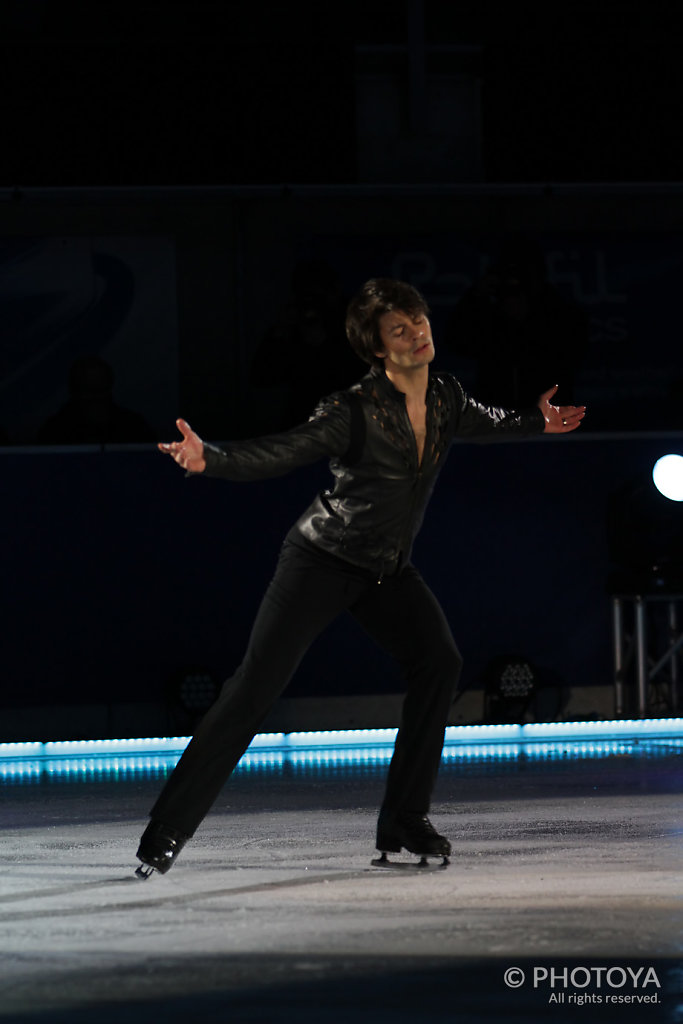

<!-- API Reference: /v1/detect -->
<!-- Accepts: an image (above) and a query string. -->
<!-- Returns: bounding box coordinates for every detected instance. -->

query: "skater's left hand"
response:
[158,418,206,473]
[538,386,586,434]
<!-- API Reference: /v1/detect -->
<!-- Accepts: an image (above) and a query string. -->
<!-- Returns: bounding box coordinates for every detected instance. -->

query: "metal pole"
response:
[635,596,648,717]
[669,599,679,713]
[612,596,625,716]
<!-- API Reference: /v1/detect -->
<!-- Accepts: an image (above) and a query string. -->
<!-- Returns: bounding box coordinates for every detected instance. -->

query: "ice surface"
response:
[1,749,682,1021]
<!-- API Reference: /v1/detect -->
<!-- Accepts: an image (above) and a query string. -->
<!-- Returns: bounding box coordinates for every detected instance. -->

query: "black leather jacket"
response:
[203,366,545,576]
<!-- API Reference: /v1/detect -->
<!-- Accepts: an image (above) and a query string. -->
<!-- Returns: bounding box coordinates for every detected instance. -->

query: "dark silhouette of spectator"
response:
[447,236,588,408]
[35,355,156,444]
[250,260,361,429]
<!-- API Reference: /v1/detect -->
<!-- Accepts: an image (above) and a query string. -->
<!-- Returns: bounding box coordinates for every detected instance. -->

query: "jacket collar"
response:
[369,364,403,402]
[368,363,436,402]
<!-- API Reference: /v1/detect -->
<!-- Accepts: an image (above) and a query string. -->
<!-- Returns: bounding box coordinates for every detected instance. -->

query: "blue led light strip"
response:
[1,718,682,764]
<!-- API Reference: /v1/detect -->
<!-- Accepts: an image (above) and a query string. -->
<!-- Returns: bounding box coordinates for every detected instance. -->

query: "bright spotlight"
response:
[652,455,683,502]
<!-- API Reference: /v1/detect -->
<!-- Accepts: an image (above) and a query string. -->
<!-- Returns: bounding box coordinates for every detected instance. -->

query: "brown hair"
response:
[345,278,430,366]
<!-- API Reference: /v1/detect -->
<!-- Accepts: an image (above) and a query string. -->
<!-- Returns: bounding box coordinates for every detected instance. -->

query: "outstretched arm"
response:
[538,386,586,434]
[158,418,206,473]
[158,394,352,482]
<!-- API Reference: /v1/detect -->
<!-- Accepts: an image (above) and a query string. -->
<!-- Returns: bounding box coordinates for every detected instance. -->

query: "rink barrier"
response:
[0,718,682,781]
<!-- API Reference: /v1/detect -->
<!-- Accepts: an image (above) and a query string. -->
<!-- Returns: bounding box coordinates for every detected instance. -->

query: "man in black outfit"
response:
[136,278,585,877]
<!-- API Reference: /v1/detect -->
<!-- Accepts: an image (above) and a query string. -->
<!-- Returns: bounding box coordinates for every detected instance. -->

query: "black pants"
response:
[150,538,463,836]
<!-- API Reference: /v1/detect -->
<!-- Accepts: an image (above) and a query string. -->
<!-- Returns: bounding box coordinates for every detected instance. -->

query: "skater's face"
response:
[375,310,435,371]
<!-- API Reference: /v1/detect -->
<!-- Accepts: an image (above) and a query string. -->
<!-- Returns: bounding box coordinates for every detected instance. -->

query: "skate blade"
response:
[135,863,155,879]
[371,852,449,871]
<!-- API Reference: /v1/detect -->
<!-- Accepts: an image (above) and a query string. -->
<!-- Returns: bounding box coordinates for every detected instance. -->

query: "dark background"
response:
[2,1,683,186]
[1,0,681,736]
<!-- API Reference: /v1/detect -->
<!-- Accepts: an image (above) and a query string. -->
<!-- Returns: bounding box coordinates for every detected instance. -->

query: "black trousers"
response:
[150,538,463,836]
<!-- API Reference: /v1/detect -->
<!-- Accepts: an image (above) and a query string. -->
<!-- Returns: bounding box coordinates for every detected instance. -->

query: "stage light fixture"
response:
[483,655,538,723]
[167,668,220,726]
[653,454,683,502]
[177,671,218,711]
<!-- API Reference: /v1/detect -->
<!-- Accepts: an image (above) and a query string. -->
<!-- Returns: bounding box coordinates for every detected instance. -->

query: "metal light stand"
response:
[612,593,682,717]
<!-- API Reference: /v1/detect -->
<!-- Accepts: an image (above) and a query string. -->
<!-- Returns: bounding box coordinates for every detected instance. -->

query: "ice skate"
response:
[372,811,451,869]
[135,820,189,878]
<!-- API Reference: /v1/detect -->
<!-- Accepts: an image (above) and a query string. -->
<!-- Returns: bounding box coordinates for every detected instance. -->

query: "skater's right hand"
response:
[158,418,206,473]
